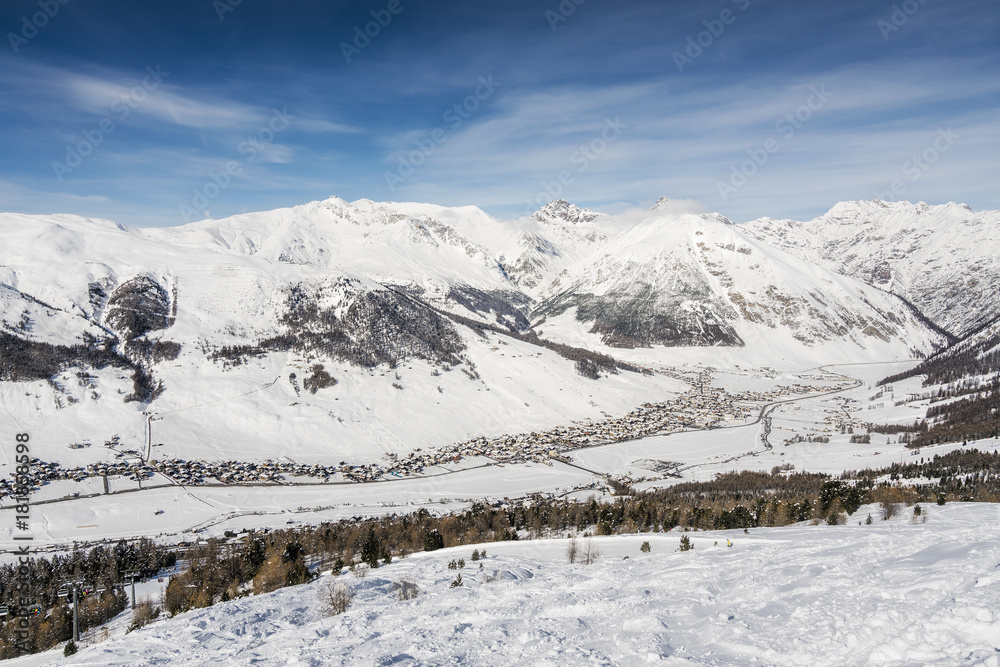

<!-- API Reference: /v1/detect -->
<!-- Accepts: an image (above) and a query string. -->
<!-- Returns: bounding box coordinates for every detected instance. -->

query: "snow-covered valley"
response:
[1,197,998,546]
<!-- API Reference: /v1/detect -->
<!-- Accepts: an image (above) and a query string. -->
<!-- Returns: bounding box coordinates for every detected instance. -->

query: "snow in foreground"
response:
[49,504,1000,666]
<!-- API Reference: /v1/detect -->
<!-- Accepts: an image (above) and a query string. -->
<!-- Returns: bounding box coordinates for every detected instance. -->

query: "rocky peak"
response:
[532,200,599,225]
[650,196,672,210]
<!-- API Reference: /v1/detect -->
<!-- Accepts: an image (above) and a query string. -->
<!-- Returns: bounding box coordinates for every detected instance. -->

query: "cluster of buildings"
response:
[818,396,868,433]
[0,458,151,499]
[0,371,853,496]
[148,458,398,485]
[0,457,374,495]
[388,370,817,470]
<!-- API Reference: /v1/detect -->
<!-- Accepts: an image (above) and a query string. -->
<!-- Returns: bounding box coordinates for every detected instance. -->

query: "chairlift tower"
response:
[57,580,105,643]
[116,570,143,610]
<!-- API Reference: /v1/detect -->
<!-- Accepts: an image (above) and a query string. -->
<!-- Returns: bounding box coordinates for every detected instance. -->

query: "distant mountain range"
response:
[0,196,994,461]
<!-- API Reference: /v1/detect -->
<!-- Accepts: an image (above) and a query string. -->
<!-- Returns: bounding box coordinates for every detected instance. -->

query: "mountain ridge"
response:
[743,199,1000,338]
[0,195,987,466]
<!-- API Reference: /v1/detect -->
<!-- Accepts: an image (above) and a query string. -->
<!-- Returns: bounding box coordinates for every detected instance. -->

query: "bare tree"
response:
[126,599,161,634]
[583,537,601,565]
[566,534,579,564]
[324,581,354,616]
[397,580,419,601]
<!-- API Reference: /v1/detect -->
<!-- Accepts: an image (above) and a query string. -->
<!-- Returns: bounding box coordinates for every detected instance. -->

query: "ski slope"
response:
[20,503,1000,666]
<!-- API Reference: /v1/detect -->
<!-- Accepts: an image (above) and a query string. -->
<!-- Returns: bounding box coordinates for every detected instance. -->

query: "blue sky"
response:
[0,0,997,226]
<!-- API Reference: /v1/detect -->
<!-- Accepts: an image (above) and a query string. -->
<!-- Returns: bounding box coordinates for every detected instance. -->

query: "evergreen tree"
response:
[361,529,381,568]
[423,529,445,552]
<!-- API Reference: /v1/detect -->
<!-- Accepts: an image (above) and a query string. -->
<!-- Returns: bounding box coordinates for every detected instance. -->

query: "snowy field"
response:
[10,503,999,666]
[5,359,999,553]
[3,461,595,551]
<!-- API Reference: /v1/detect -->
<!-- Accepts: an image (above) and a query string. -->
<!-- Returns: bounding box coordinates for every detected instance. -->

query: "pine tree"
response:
[423,530,444,552]
[361,529,381,569]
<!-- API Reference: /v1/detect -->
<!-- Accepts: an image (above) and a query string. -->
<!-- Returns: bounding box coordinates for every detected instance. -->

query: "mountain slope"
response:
[533,209,947,361]
[744,200,1000,338]
[43,504,1000,666]
[881,313,1000,387]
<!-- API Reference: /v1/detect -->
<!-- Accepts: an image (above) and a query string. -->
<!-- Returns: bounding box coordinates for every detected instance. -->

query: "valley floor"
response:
[4,360,997,554]
[14,503,1000,666]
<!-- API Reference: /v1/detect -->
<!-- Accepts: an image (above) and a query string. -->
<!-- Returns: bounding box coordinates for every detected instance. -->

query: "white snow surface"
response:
[743,199,1000,337]
[37,503,1000,666]
[0,196,994,550]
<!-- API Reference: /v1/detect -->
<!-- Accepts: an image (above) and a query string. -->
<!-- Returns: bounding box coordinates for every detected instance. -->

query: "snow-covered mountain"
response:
[0,196,977,467]
[533,208,943,357]
[494,199,610,293]
[0,203,673,468]
[743,200,1000,339]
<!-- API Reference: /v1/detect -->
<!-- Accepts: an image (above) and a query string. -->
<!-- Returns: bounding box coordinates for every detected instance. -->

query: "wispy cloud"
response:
[296,118,362,134]
[0,60,359,136]
[69,75,258,129]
